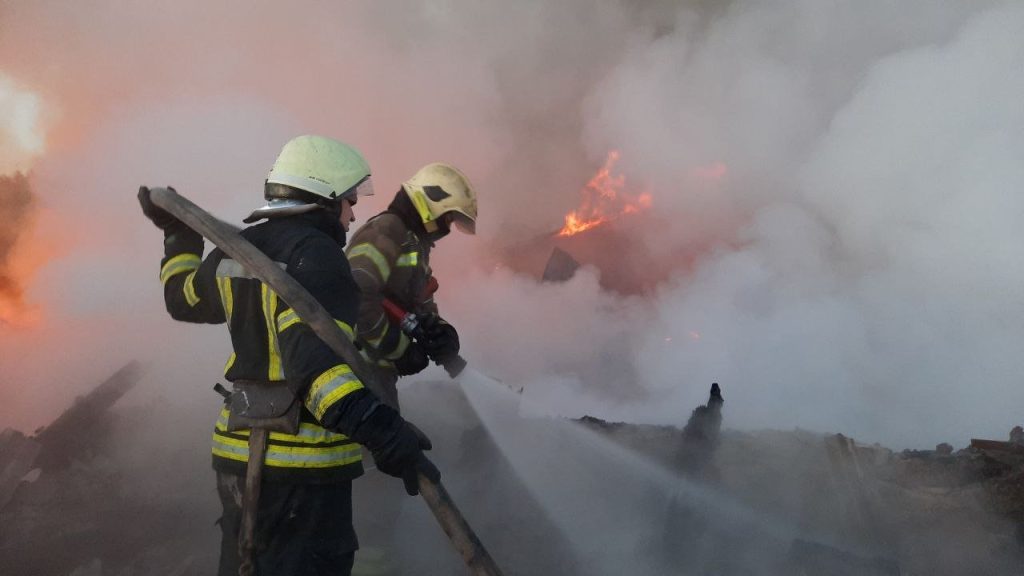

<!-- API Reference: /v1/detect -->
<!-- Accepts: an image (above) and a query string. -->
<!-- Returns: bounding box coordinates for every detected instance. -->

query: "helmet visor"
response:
[447,211,476,235]
[350,175,375,198]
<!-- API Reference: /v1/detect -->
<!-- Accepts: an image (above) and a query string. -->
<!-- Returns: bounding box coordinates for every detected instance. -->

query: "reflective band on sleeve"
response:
[160,253,201,284]
[305,364,363,420]
[348,243,391,282]
[396,251,419,267]
[383,332,410,361]
[183,270,200,307]
[335,320,354,340]
[277,308,302,332]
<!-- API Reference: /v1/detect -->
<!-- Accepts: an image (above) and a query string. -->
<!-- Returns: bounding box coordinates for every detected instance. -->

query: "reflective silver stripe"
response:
[277,308,302,332]
[216,258,286,279]
[305,364,363,420]
[396,251,419,267]
[160,253,201,284]
[348,243,391,282]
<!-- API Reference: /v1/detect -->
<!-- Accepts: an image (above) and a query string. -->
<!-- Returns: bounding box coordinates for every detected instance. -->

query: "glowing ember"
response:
[558,150,653,237]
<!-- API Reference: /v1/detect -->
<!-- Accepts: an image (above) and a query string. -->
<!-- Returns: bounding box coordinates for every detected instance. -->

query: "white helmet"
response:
[245,135,374,222]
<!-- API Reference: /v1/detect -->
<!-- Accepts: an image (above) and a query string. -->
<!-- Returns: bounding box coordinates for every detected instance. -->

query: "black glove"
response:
[359,405,440,495]
[393,342,429,376]
[419,315,459,361]
[138,186,180,230]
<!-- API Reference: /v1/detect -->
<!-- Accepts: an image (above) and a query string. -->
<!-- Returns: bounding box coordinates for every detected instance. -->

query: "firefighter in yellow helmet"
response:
[344,162,474,574]
[138,135,438,576]
[346,163,477,407]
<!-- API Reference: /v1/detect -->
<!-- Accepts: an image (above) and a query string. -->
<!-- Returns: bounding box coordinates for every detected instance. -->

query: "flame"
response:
[0,74,49,328]
[558,150,653,237]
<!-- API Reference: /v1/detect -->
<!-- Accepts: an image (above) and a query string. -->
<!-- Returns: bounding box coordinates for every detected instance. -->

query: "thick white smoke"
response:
[0,0,1020,447]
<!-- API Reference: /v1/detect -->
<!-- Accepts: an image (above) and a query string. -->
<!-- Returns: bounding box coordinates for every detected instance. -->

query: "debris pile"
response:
[578,384,1024,575]
[3,371,1022,575]
[0,362,214,576]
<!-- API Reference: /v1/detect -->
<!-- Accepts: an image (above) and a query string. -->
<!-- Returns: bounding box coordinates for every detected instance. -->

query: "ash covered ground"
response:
[2,368,1021,576]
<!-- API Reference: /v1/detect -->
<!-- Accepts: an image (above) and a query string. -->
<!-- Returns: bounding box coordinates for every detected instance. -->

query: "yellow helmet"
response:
[402,163,477,235]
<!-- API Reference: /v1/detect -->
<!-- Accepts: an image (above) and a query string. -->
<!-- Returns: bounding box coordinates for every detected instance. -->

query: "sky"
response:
[1,0,1022,449]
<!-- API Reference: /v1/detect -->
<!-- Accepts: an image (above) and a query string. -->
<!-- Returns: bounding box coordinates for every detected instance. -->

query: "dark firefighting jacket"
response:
[345,201,438,367]
[160,211,378,482]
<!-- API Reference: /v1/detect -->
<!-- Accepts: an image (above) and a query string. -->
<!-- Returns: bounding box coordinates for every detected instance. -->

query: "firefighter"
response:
[344,163,475,574]
[346,162,477,408]
[137,135,439,576]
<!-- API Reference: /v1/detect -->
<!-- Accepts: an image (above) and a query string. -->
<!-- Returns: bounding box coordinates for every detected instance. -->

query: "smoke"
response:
[0,0,1021,573]
[0,0,1017,449]
[446,0,1024,449]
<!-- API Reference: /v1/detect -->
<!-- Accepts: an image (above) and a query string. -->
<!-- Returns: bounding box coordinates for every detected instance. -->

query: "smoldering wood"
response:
[541,246,580,283]
[32,362,140,472]
[0,429,41,511]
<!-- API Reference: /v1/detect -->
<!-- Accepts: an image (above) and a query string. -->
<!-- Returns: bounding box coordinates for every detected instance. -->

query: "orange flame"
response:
[558,150,652,237]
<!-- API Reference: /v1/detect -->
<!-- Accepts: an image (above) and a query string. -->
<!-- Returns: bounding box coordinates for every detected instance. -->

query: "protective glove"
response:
[418,315,460,361]
[360,405,441,495]
[138,186,180,230]
[393,342,429,376]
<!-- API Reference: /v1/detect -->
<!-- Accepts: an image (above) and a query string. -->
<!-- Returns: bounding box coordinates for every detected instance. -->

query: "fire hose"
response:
[149,187,505,576]
[382,294,467,379]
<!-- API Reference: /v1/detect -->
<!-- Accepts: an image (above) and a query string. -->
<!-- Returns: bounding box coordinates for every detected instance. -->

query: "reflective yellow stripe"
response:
[396,251,418,267]
[336,320,354,339]
[348,243,391,282]
[223,352,236,375]
[383,332,410,361]
[305,364,363,420]
[277,308,301,332]
[217,276,234,323]
[182,270,200,307]
[160,253,200,284]
[262,284,284,380]
[212,433,362,468]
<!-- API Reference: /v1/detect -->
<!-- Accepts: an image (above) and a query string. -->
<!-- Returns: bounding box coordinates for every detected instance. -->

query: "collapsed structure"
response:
[1,363,1023,575]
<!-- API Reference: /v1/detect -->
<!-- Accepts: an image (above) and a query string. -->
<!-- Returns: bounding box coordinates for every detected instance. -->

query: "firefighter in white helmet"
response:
[139,135,438,576]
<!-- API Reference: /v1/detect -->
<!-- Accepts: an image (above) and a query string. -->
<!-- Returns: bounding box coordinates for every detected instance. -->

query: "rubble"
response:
[3,369,1023,575]
[32,361,139,471]
[0,429,40,510]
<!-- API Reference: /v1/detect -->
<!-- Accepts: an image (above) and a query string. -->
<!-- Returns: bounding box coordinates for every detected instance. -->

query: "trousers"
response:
[216,471,357,576]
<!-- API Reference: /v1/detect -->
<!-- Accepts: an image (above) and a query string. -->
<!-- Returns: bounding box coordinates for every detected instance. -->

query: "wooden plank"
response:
[970,438,1024,454]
